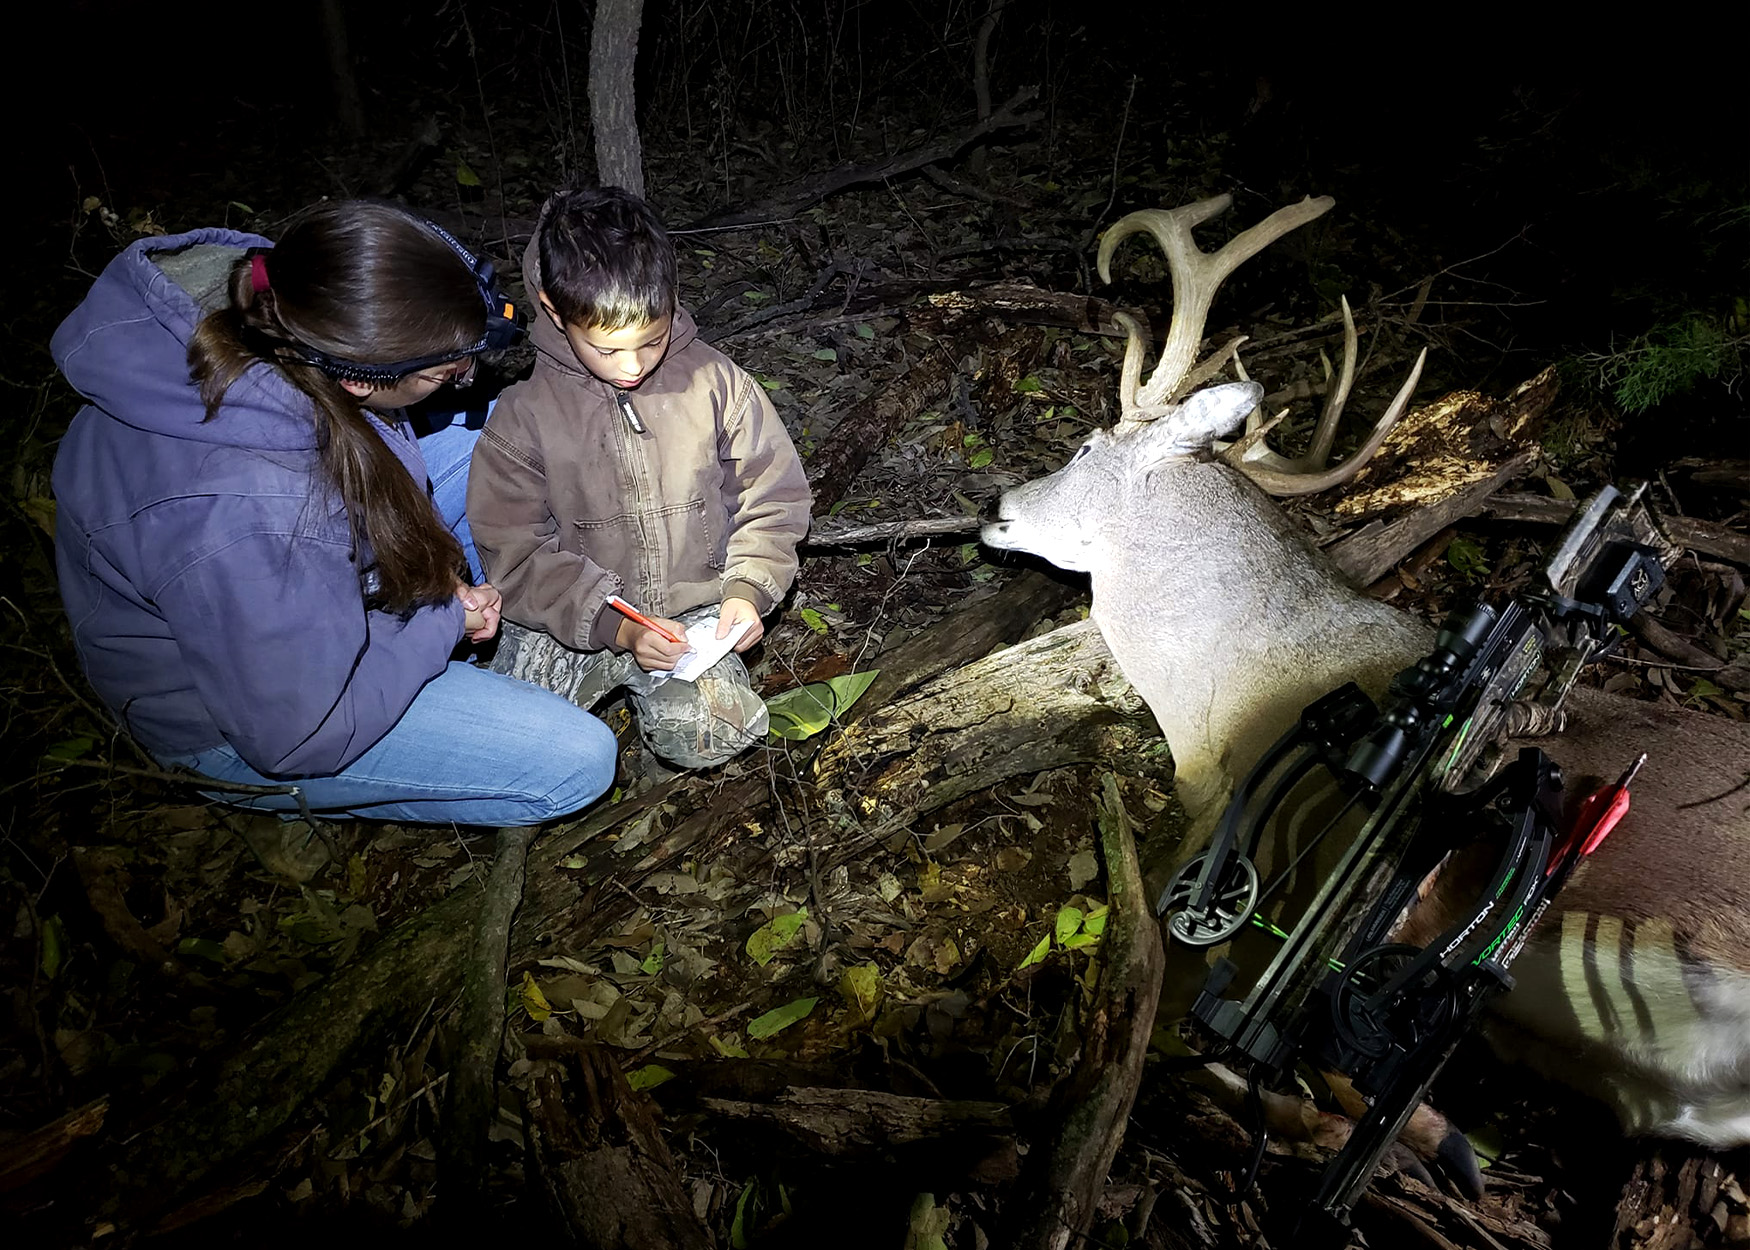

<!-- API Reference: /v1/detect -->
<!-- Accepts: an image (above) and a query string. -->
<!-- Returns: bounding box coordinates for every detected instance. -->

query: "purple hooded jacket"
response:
[51,228,467,776]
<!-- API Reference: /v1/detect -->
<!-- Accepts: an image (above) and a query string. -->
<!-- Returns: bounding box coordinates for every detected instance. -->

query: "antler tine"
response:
[1111,311,1150,421]
[1098,194,1335,411]
[1240,348,1428,497]
[1305,295,1359,470]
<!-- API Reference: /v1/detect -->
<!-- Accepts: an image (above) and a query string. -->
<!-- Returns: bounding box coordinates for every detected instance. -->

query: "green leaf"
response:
[764,671,880,740]
[639,940,666,975]
[746,908,808,966]
[40,914,67,980]
[627,1063,675,1092]
[731,1179,757,1249]
[1054,905,1085,946]
[742,289,770,303]
[455,159,482,187]
[840,963,882,1016]
[1014,375,1044,394]
[518,971,552,1021]
[799,607,830,634]
[1081,905,1109,937]
[176,937,230,966]
[765,683,836,740]
[855,323,876,339]
[962,432,985,447]
[44,737,94,762]
[228,200,256,215]
[969,448,995,469]
[825,670,879,716]
[1446,535,1489,580]
[710,1033,750,1058]
[755,374,785,391]
[747,996,818,1039]
[811,347,839,362]
[1685,678,1724,706]
[1061,932,1099,950]
[1018,933,1052,969]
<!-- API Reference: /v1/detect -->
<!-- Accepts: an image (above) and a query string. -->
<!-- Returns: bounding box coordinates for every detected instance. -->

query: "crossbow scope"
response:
[1155,485,1671,1238]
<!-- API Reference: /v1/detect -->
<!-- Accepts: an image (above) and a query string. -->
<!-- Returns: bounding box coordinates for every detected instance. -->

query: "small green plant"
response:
[1580,314,1745,414]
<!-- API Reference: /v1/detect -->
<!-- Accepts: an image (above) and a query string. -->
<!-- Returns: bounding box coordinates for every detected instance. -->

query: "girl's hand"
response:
[718,596,764,652]
[617,613,690,671]
[457,581,502,642]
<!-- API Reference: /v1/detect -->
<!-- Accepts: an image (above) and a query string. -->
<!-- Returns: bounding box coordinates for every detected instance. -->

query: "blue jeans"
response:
[157,417,620,827]
[163,662,617,825]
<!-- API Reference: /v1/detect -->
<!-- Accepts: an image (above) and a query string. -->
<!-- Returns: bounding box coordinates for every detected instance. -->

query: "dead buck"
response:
[982,194,1750,1148]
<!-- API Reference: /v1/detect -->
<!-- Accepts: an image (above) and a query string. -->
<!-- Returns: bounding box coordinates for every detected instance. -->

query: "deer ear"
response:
[1165,382,1263,449]
[1134,381,1264,467]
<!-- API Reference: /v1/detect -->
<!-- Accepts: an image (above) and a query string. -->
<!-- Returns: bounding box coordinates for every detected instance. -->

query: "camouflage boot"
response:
[623,648,770,769]
[487,620,636,711]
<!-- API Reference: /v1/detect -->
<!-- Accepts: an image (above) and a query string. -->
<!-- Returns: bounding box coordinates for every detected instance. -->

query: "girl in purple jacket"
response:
[52,201,616,829]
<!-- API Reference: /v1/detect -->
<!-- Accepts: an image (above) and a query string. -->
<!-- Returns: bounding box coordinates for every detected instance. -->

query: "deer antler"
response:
[1220,296,1429,496]
[1100,194,1426,497]
[1098,194,1333,422]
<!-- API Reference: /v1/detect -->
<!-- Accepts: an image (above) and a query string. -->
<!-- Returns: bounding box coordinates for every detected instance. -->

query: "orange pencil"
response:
[605,595,685,645]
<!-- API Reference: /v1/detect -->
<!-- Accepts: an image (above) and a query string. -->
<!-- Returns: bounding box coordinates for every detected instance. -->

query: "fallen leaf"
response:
[747,996,818,1039]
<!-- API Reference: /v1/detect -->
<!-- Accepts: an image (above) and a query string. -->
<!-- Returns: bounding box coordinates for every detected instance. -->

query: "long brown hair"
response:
[187,201,483,611]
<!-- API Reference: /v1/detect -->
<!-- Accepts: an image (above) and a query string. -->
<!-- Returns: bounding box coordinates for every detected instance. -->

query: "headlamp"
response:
[294,218,526,385]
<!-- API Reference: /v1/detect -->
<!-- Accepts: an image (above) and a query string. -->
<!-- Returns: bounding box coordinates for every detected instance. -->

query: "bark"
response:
[441,824,539,1214]
[700,1087,1015,1176]
[1326,449,1538,586]
[808,353,955,512]
[316,0,365,138]
[1607,1140,1750,1250]
[968,0,1009,181]
[808,620,1164,869]
[588,0,646,198]
[524,1045,715,1250]
[0,1099,106,1194]
[1005,774,1164,1250]
[1484,492,1750,567]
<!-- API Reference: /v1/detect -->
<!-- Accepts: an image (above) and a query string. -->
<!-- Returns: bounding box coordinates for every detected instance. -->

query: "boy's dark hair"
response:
[537,185,677,331]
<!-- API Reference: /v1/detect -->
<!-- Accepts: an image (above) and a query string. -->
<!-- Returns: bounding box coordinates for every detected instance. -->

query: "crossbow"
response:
[1155,485,1671,1240]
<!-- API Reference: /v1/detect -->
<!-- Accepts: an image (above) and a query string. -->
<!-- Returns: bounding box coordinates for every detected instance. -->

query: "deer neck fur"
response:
[1085,460,1429,829]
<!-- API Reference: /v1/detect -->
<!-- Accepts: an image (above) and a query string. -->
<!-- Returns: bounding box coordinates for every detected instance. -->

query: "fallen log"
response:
[440,823,539,1215]
[1004,774,1164,1249]
[808,619,1164,869]
[523,1044,716,1250]
[1484,493,1750,567]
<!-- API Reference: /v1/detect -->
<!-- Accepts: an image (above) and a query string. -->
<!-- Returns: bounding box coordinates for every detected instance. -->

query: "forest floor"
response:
[3,54,1747,1250]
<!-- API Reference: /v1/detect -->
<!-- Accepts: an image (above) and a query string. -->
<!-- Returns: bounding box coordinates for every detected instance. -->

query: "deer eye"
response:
[1069,444,1092,463]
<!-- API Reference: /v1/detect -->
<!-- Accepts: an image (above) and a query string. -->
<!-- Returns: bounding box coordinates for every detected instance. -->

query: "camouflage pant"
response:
[488,607,769,769]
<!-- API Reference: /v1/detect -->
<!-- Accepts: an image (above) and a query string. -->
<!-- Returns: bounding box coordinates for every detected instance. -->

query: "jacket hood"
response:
[520,199,700,388]
[51,227,323,451]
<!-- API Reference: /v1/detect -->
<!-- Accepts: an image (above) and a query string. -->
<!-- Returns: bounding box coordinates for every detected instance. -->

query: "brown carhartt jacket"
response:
[468,242,811,654]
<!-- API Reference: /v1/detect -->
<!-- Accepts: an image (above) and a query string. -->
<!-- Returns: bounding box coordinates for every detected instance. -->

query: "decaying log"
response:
[0,1099,106,1195]
[1484,493,1750,567]
[699,1087,1016,1178]
[1610,1141,1750,1250]
[808,353,955,511]
[808,620,1164,868]
[441,823,539,1213]
[1006,774,1164,1249]
[1327,449,1537,587]
[524,1044,715,1250]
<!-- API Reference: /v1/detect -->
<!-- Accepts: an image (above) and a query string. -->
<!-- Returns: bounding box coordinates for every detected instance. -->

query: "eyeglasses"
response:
[413,357,478,389]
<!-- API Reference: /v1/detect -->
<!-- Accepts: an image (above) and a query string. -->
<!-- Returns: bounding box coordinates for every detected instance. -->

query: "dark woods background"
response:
[21,1,1746,454]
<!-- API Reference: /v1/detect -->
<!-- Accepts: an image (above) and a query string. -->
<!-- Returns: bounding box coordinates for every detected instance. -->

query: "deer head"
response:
[984,196,1431,820]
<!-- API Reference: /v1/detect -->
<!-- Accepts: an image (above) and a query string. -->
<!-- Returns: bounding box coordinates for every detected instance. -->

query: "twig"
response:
[803,515,982,548]
[1083,75,1139,251]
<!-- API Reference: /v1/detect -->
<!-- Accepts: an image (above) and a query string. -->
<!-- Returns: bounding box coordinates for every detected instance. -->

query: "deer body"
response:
[985,382,1750,1146]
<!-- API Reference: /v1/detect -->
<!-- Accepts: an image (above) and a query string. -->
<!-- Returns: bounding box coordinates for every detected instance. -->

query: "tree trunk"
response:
[316,0,365,139]
[588,0,646,197]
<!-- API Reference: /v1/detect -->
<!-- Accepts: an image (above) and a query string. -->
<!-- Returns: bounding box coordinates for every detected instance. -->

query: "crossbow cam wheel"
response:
[1158,853,1260,947]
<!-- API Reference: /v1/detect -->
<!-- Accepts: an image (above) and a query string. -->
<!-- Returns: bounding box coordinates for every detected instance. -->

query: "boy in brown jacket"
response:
[468,186,811,769]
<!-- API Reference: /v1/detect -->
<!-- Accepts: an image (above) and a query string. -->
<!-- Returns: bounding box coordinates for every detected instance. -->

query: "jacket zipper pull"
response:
[614,390,647,435]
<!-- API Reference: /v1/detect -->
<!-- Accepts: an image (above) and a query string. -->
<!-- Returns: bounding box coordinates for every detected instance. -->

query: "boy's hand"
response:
[617,613,690,671]
[457,581,502,643]
[718,596,764,652]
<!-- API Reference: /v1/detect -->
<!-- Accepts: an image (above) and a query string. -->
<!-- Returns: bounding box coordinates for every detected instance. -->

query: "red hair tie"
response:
[249,254,271,294]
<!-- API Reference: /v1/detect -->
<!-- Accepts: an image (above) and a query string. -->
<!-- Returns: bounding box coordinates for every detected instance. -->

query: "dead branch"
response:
[682,88,1043,231]
[1484,493,1750,567]
[1006,774,1164,1249]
